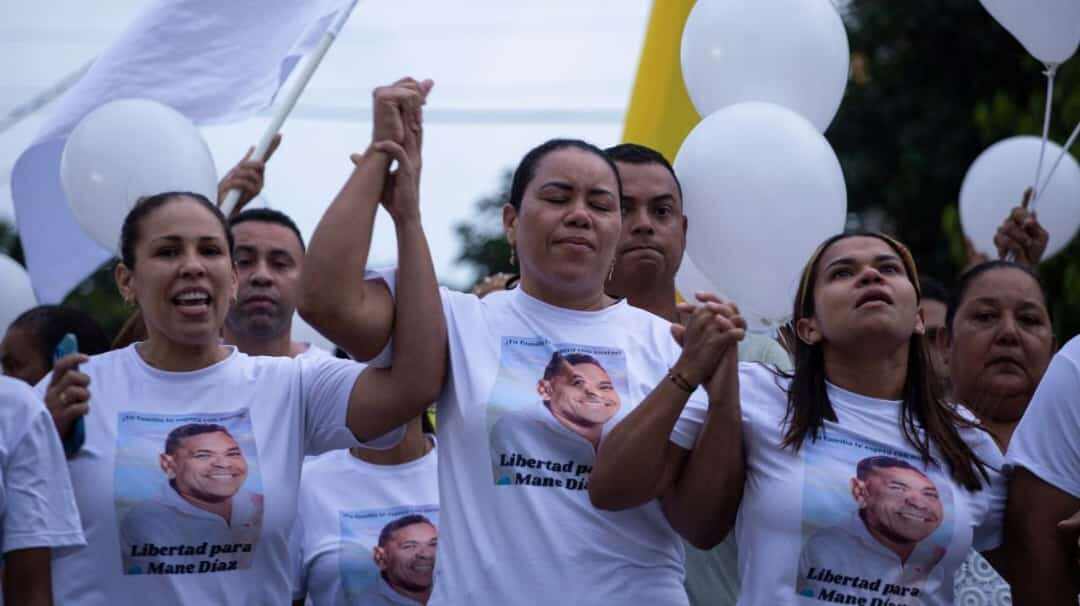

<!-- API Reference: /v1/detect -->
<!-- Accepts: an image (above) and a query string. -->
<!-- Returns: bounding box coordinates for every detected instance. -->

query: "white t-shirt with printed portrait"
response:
[728,363,1006,606]
[33,344,402,606]
[0,375,85,557]
[290,441,438,606]
[370,268,709,606]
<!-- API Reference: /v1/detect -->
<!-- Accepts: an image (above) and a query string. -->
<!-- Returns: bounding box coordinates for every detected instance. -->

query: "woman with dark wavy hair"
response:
[593,233,1008,606]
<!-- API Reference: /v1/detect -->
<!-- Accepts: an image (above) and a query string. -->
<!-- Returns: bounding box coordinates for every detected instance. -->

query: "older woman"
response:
[34,185,441,605]
[593,233,1009,606]
[944,260,1054,604]
[300,78,741,605]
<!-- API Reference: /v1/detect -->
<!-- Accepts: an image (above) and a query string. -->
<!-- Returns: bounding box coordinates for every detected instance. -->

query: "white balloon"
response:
[980,0,1080,65]
[0,255,37,335]
[675,102,847,330]
[61,99,218,253]
[680,0,849,132]
[675,254,721,301]
[960,136,1080,260]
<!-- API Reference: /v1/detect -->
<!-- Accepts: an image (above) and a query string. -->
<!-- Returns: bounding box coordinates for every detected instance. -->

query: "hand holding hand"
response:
[670,292,746,390]
[371,77,433,147]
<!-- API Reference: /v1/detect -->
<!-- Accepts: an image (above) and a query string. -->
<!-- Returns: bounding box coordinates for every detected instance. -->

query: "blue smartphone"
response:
[53,333,85,457]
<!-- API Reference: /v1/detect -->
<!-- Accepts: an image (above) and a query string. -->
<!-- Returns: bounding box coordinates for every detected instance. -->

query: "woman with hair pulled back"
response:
[34,186,443,605]
[938,260,1055,604]
[301,77,744,605]
[593,233,1010,606]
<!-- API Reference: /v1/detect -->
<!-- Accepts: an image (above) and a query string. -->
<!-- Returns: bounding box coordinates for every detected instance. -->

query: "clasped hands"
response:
[671,292,747,399]
[352,77,435,222]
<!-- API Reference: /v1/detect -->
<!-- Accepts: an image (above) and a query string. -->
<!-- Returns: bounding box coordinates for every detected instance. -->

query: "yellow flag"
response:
[621,0,700,163]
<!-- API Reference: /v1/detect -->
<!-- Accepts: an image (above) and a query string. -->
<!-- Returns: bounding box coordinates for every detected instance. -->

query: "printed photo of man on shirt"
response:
[355,514,438,605]
[798,456,948,603]
[118,417,264,575]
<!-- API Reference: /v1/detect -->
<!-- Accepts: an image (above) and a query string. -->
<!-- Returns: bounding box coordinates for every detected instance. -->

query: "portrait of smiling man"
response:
[119,423,264,573]
[797,456,948,598]
[356,514,439,605]
[489,350,625,486]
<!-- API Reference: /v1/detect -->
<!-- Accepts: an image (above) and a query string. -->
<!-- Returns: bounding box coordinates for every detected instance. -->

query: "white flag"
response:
[11,0,358,303]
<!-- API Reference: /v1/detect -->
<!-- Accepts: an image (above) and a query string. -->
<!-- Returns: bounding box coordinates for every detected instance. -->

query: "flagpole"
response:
[220,1,357,216]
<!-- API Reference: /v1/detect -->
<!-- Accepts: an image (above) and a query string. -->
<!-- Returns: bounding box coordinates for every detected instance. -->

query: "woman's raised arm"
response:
[299,80,430,361]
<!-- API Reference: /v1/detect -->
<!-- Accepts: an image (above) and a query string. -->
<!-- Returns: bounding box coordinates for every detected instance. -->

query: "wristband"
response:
[667,368,696,393]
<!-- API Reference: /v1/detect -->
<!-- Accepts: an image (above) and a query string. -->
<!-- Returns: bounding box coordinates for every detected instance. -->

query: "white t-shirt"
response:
[34,344,401,606]
[1007,334,1080,498]
[684,333,792,606]
[297,343,334,361]
[291,441,439,606]
[372,269,708,605]
[727,363,1006,606]
[0,375,85,556]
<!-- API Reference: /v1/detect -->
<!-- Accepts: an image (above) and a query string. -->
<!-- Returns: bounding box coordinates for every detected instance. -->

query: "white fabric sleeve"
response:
[288,515,307,601]
[362,266,397,368]
[3,401,85,554]
[299,354,404,455]
[671,387,710,450]
[1006,337,1080,498]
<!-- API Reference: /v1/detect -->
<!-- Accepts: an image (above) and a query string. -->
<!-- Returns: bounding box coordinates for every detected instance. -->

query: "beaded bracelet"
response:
[667,368,696,393]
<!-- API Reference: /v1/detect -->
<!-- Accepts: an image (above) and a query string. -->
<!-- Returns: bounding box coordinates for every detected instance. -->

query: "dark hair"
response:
[945,260,1050,336]
[604,143,683,201]
[542,351,606,381]
[856,455,925,481]
[918,275,949,305]
[120,192,233,269]
[782,232,990,491]
[378,514,435,547]
[165,423,234,454]
[507,139,623,211]
[9,305,110,372]
[229,208,306,252]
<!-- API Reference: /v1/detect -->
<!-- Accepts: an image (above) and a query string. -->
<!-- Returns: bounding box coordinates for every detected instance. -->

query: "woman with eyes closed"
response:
[592,233,1012,606]
[32,190,443,606]
[300,77,744,605]
[944,261,1054,605]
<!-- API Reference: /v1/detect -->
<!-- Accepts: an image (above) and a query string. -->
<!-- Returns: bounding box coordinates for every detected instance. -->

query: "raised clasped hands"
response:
[357,77,434,223]
[671,292,747,398]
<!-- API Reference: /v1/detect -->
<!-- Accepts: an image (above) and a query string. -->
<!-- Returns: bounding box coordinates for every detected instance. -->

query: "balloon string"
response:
[1030,63,1057,212]
[1036,119,1080,200]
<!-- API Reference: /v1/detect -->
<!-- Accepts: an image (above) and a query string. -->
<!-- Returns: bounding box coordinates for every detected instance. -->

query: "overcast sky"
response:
[1,0,652,289]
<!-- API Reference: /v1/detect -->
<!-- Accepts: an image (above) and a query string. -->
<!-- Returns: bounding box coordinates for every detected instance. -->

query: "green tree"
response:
[832,0,1080,341]
[454,170,515,288]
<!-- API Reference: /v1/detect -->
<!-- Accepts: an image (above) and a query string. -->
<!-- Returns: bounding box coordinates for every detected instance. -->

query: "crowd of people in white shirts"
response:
[1,77,1078,606]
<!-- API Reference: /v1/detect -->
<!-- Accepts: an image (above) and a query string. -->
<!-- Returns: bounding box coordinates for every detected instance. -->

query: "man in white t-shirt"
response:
[797,456,946,601]
[602,143,790,370]
[358,514,438,605]
[225,209,327,359]
[120,424,263,573]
